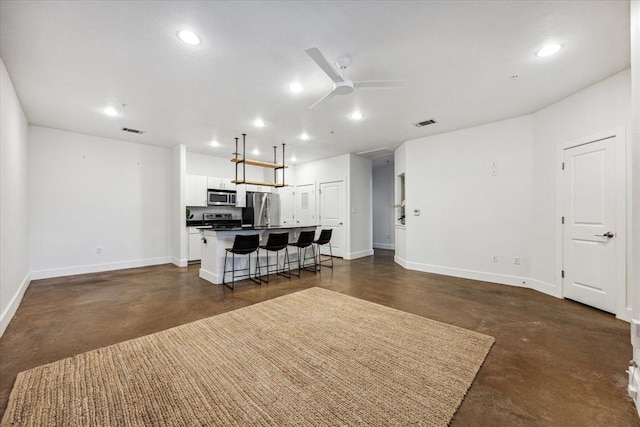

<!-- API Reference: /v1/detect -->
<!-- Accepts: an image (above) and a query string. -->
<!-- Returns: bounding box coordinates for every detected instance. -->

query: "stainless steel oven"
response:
[207,190,236,206]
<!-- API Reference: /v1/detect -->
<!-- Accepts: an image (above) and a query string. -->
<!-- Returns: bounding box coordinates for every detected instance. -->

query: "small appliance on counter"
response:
[203,213,242,229]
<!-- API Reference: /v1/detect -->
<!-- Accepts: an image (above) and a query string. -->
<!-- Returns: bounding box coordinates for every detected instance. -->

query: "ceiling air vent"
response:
[356,148,394,159]
[414,119,437,127]
[122,127,144,134]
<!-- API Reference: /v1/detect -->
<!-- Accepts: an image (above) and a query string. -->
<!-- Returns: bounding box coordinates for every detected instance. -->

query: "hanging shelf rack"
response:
[231,133,287,187]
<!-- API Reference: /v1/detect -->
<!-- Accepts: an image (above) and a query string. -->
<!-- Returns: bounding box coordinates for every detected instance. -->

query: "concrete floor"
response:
[1,250,638,426]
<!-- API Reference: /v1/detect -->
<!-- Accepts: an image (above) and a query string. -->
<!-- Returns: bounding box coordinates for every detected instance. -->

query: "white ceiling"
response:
[0,1,630,165]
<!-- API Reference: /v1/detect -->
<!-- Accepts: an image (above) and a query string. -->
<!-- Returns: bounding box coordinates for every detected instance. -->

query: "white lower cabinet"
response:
[188,227,202,261]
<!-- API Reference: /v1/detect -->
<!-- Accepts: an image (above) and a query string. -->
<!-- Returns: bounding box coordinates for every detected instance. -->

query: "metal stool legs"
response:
[222,251,261,289]
[316,240,334,271]
[313,229,334,271]
[222,234,261,290]
[291,244,317,276]
[259,246,291,283]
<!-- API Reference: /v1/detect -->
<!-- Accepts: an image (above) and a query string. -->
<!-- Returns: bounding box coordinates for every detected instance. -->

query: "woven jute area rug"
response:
[2,287,494,426]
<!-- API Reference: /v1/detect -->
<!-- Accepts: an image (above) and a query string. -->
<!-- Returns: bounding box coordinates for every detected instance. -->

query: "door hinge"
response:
[561,270,565,278]
[561,162,565,170]
[561,216,564,224]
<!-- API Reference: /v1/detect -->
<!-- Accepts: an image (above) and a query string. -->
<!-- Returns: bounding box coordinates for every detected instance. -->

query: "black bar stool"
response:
[222,234,261,289]
[313,229,334,270]
[259,232,291,283]
[288,230,317,276]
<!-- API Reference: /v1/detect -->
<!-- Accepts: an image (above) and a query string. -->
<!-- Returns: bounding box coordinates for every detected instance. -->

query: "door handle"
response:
[339,222,343,225]
[595,232,614,238]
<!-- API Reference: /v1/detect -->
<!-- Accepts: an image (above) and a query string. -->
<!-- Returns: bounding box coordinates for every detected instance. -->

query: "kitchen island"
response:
[199,225,318,285]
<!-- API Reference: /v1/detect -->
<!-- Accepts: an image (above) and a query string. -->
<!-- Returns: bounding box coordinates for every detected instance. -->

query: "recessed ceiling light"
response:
[254,119,265,128]
[103,106,120,117]
[177,30,201,46]
[209,140,220,147]
[299,133,309,140]
[350,111,363,120]
[536,43,562,57]
[252,148,260,155]
[289,82,304,93]
[290,156,297,162]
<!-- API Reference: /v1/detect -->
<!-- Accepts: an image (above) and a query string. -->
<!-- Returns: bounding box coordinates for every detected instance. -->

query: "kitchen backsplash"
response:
[186,206,242,221]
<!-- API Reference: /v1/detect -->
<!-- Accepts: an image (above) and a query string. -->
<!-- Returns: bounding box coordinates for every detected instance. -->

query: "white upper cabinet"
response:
[207,177,234,190]
[186,175,207,207]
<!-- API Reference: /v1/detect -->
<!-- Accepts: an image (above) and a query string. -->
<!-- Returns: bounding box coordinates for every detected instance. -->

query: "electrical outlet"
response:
[96,247,102,255]
[513,256,520,265]
[413,209,420,216]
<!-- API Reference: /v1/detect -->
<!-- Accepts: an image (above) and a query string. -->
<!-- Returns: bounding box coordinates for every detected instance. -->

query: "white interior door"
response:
[279,186,295,225]
[319,180,345,258]
[562,137,617,313]
[295,184,315,226]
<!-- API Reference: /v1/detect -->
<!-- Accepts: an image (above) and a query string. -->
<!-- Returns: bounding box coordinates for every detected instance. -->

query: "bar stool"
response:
[288,230,317,276]
[313,229,334,270]
[259,232,291,283]
[222,234,261,290]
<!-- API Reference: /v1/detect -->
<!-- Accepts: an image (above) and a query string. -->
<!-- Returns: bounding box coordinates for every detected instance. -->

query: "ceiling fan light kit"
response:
[305,47,405,109]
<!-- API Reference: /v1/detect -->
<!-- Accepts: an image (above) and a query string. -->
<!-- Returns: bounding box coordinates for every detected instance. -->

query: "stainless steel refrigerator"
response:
[242,192,280,227]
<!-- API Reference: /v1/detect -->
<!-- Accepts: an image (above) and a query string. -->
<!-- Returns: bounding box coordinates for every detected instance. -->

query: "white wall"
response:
[172,144,187,266]
[629,0,640,412]
[348,154,373,259]
[632,1,640,321]
[394,144,407,264]
[373,164,395,250]
[28,126,173,278]
[0,58,30,336]
[531,69,631,296]
[395,70,632,313]
[402,115,533,285]
[295,154,349,185]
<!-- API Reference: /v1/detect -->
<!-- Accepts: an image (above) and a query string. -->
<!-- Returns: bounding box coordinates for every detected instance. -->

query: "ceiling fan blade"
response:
[353,80,406,88]
[308,90,336,110]
[305,48,343,83]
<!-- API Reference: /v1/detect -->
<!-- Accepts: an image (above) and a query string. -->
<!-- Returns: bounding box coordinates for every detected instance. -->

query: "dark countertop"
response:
[199,225,320,231]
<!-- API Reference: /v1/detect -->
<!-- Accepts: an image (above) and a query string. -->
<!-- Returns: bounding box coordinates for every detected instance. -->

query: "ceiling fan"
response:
[305,47,405,109]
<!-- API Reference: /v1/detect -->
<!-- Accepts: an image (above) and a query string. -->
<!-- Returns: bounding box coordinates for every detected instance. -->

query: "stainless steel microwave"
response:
[207,190,236,206]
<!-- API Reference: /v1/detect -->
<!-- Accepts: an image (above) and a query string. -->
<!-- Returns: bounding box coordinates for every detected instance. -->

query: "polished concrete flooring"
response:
[1,250,638,425]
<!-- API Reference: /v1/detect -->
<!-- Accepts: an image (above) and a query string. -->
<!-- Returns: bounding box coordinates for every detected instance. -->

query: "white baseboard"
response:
[629,358,640,416]
[405,261,527,288]
[0,272,31,337]
[199,267,221,285]
[344,249,374,260]
[523,278,561,298]
[618,307,634,322]
[394,255,407,268]
[373,243,395,250]
[172,257,188,267]
[30,256,172,280]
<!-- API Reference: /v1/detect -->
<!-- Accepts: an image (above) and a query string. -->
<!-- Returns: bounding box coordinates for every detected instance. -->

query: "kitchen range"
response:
[199,213,242,229]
